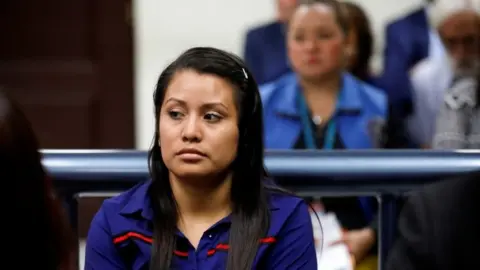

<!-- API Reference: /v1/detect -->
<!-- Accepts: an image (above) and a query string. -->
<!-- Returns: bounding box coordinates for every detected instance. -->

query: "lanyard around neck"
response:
[296,90,337,150]
[295,82,374,222]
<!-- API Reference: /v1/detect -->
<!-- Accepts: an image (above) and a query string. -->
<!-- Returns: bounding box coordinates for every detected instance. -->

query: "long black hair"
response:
[147,47,271,270]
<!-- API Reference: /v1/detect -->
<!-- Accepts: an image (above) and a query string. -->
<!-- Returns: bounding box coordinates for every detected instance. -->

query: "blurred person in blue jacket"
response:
[243,0,297,85]
[260,0,389,267]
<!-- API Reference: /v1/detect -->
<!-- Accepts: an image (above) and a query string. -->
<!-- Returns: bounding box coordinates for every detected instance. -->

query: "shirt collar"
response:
[119,181,281,221]
[273,72,363,117]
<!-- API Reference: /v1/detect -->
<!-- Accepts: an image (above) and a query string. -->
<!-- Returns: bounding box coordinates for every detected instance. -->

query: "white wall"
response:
[133,0,425,149]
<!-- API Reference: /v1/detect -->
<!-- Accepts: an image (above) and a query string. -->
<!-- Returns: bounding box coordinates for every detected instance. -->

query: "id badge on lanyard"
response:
[296,88,373,223]
[296,90,336,150]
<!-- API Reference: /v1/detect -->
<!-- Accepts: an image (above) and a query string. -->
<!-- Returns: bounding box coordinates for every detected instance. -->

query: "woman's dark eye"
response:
[294,34,305,42]
[317,33,333,39]
[168,111,183,119]
[204,113,221,122]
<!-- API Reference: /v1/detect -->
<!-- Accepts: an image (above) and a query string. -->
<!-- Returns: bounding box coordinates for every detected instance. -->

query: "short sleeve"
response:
[84,205,126,270]
[264,201,318,269]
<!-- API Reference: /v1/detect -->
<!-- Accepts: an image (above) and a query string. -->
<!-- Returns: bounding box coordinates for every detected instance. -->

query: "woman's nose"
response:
[304,40,320,53]
[181,115,202,142]
[305,40,315,50]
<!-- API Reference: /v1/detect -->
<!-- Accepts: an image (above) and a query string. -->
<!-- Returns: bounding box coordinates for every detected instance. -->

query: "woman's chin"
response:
[170,164,216,180]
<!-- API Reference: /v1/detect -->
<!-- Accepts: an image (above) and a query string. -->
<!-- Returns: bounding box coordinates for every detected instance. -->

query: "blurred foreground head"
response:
[0,89,74,269]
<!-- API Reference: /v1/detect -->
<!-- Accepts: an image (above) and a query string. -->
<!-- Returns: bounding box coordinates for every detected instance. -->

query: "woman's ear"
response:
[344,26,356,49]
[343,30,357,69]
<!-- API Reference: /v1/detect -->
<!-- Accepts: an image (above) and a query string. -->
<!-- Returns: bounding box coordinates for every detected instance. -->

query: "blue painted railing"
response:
[42,149,480,269]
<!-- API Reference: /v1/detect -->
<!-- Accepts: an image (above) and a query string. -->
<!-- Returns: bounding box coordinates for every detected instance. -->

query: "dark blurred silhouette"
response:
[0,89,74,269]
[386,171,480,270]
[375,4,431,120]
[242,0,296,85]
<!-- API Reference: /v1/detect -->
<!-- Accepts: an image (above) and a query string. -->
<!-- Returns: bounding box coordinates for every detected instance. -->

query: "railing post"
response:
[378,194,398,269]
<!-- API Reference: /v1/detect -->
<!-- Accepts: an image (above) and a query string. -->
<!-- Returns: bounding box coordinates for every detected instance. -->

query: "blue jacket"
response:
[260,72,388,150]
[243,22,291,85]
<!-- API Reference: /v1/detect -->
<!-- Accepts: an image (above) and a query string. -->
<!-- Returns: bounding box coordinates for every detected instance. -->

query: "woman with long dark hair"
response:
[85,47,317,269]
[0,90,74,269]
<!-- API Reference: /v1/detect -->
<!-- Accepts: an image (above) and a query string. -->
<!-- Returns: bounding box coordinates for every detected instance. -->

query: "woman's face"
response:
[287,4,346,80]
[159,70,239,180]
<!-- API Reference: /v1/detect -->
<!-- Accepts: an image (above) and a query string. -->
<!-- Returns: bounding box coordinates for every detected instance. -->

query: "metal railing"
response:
[42,149,480,269]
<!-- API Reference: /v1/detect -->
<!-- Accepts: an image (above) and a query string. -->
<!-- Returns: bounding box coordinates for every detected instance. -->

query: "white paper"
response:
[311,212,353,270]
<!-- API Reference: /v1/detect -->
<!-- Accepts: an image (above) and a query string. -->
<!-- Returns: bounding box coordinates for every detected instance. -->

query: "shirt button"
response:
[208,234,212,238]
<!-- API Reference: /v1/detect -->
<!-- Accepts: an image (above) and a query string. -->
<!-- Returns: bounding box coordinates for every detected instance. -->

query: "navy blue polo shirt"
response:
[84,181,317,269]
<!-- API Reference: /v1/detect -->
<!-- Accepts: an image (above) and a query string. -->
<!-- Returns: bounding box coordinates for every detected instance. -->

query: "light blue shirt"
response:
[407,29,452,146]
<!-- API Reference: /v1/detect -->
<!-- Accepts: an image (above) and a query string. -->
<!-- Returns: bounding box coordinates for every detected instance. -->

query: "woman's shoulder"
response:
[90,181,152,232]
[267,190,310,221]
[358,78,387,104]
[259,73,297,102]
[265,190,313,238]
[269,190,303,204]
[347,73,388,115]
[100,181,151,213]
